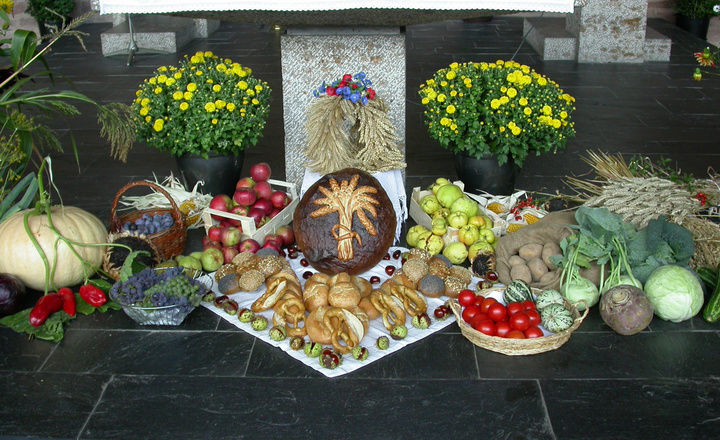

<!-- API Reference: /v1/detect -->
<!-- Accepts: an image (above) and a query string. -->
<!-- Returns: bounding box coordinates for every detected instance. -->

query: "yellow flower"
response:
[179,102,189,111]
[437,94,446,103]
[1,0,15,14]
[560,111,568,119]
[440,117,451,126]
[252,98,260,105]
[213,84,222,92]
[450,124,457,130]
[212,119,218,125]
[166,78,176,87]
[216,64,227,73]
[139,107,149,116]
[195,70,203,76]
[140,98,150,107]
[145,116,152,123]
[446,105,456,114]
[524,107,532,116]
[519,97,528,106]
[538,77,548,86]
[506,87,517,98]
[227,103,236,111]
[450,90,457,97]
[174,72,183,80]
[187,83,197,92]
[215,100,226,109]
[255,85,264,92]
[237,81,248,90]
[490,99,501,109]
[205,102,216,112]
[500,96,509,104]
[440,81,448,87]
[183,91,193,100]
[149,78,157,85]
[511,126,522,136]
[446,70,456,80]
[542,105,552,115]
[421,97,430,105]
[157,75,168,84]
[153,119,164,131]
[153,87,162,94]
[499,126,506,132]
[204,51,213,58]
[246,89,256,97]
[172,91,183,100]
[427,89,437,100]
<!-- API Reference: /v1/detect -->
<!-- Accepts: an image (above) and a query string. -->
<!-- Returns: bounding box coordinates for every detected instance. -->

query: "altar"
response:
[97,1,577,187]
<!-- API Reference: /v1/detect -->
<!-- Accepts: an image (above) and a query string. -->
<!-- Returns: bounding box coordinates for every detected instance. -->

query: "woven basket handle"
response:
[110,181,184,230]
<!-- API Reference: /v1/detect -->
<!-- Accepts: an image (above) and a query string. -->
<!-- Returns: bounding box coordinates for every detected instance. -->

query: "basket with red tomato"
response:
[448,280,588,355]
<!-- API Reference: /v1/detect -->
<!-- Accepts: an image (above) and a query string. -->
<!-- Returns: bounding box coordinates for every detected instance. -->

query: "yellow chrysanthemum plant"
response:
[132,51,272,159]
[419,60,576,168]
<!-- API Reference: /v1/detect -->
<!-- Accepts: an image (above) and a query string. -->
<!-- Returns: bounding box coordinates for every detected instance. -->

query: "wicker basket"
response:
[449,286,589,356]
[109,181,187,260]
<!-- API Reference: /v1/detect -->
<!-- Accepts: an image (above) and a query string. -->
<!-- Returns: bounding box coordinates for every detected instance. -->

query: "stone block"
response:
[280,28,406,187]
[523,17,577,61]
[644,26,672,61]
[101,16,216,56]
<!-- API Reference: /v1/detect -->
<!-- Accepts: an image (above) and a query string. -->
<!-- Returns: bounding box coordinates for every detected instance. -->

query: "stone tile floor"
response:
[1,16,720,440]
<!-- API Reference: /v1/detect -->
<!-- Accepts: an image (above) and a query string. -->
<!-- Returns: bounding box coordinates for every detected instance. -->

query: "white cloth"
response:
[301,169,407,244]
[99,0,574,15]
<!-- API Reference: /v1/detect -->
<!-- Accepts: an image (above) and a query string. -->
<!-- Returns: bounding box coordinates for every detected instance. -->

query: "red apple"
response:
[202,238,222,250]
[261,240,280,253]
[207,225,224,242]
[249,162,271,182]
[269,208,281,219]
[252,198,274,216]
[227,205,249,227]
[219,219,234,228]
[239,238,261,253]
[253,180,273,200]
[235,176,256,189]
[270,190,291,210]
[220,226,242,248]
[258,216,270,228]
[263,234,281,246]
[221,246,239,264]
[209,194,232,220]
[247,207,266,226]
[275,225,295,247]
[233,187,257,207]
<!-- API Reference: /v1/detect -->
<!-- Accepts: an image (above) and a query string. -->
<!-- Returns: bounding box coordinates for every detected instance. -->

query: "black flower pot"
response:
[676,14,710,40]
[453,151,519,196]
[176,151,244,197]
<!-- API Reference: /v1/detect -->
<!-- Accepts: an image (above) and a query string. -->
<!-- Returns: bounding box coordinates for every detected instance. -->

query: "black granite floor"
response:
[2,16,720,440]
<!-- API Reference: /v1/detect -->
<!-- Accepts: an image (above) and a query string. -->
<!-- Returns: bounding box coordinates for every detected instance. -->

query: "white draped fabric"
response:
[98,0,575,15]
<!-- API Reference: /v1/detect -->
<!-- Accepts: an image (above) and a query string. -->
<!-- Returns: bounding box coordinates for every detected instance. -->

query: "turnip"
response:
[599,285,653,335]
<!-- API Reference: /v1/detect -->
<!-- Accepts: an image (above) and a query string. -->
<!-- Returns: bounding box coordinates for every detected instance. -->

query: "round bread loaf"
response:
[293,168,396,275]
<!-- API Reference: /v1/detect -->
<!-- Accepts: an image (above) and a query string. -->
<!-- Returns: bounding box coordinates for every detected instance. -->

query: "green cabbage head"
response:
[644,265,704,323]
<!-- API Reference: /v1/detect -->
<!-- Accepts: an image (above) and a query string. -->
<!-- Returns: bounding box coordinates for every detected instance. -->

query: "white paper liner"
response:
[202,246,470,377]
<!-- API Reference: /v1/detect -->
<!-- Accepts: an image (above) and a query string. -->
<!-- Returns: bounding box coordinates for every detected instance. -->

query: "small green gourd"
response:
[503,279,533,304]
[540,303,574,333]
[535,289,565,310]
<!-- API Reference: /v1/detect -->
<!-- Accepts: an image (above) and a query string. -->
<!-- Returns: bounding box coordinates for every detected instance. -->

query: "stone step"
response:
[523,17,577,61]
[100,15,219,57]
[644,25,672,62]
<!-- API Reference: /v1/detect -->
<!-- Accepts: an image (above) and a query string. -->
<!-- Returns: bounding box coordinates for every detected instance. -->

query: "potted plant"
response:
[672,0,719,39]
[131,51,272,196]
[419,60,576,195]
[26,0,74,33]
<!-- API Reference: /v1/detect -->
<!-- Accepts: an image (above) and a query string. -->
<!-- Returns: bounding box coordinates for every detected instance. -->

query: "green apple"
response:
[446,211,469,229]
[450,197,479,218]
[436,184,464,208]
[478,228,497,244]
[406,225,429,247]
[468,239,495,262]
[442,241,469,265]
[177,255,203,276]
[431,217,448,236]
[457,224,480,246]
[418,234,445,255]
[432,207,450,220]
[468,215,487,228]
[420,194,441,214]
[189,251,204,261]
[200,247,224,272]
[430,177,451,195]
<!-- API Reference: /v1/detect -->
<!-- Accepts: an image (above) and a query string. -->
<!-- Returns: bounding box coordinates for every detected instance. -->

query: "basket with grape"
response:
[110,267,210,325]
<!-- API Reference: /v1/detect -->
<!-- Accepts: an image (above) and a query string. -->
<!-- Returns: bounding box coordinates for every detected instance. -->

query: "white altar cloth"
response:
[99,0,575,16]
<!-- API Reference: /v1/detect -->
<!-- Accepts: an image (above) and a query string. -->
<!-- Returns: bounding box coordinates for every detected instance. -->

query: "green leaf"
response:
[119,250,150,282]
[0,308,73,343]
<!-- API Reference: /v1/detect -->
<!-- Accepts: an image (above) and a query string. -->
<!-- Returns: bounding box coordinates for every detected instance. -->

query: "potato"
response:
[510,263,532,284]
[508,255,526,267]
[518,243,543,260]
[542,242,563,270]
[539,270,557,284]
[527,257,549,282]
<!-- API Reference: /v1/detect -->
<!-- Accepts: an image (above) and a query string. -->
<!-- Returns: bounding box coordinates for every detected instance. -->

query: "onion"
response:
[599,285,653,335]
[0,273,27,318]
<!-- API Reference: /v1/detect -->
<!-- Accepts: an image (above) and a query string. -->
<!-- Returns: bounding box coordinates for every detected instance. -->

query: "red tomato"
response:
[506,302,524,316]
[486,303,507,322]
[462,304,482,323]
[474,295,486,307]
[524,326,544,339]
[506,329,526,339]
[509,311,530,332]
[473,319,497,336]
[480,297,498,314]
[526,309,541,327]
[495,321,512,338]
[458,290,477,308]
[469,312,489,327]
[521,300,536,311]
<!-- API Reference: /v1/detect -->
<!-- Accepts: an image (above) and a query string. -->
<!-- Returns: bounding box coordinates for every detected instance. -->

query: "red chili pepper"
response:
[79,284,107,307]
[29,294,64,327]
[57,287,76,317]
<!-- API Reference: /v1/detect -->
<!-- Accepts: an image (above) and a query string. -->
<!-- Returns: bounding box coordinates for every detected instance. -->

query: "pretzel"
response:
[322,307,366,354]
[370,290,406,331]
[251,277,288,312]
[389,285,427,317]
[272,296,307,337]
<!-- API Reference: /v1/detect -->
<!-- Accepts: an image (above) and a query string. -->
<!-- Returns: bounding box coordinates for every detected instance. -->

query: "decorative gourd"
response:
[535,289,565,310]
[0,206,107,291]
[540,303,574,333]
[503,279,533,304]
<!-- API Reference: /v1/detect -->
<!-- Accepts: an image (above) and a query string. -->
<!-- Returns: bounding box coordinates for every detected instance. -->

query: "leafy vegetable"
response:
[644,265,704,323]
[627,216,695,284]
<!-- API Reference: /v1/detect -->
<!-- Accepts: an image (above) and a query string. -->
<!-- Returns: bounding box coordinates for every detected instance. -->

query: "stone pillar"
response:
[280,27,406,187]
[568,0,648,63]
